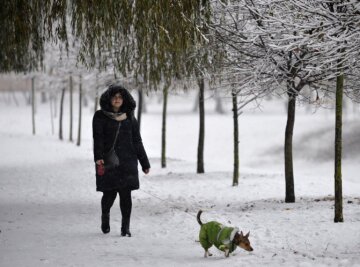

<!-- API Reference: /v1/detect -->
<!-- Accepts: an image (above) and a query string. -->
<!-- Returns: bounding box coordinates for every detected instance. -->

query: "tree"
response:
[210,0,355,199]
[76,75,82,146]
[69,75,73,142]
[1,1,210,84]
[276,0,360,221]
[197,77,206,173]
[209,1,278,185]
[31,76,36,135]
[59,86,65,141]
[161,81,171,168]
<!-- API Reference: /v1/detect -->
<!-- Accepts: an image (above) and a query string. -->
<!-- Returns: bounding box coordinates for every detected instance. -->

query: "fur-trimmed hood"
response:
[99,84,136,115]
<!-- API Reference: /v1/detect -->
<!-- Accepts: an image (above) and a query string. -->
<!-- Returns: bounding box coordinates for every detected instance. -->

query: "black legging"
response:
[101,189,132,219]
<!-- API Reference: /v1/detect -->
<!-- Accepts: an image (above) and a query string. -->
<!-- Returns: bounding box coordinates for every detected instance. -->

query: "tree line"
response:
[1,0,359,223]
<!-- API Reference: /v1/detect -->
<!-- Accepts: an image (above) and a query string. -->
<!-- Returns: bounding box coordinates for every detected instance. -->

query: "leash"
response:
[138,186,198,220]
[138,186,202,243]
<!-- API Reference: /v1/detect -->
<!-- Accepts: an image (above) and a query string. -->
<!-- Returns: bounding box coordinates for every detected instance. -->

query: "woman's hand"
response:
[143,168,150,174]
[96,159,104,165]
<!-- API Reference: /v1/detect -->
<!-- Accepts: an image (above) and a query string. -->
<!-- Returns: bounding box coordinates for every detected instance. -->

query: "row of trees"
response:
[1,0,359,222]
[208,0,360,223]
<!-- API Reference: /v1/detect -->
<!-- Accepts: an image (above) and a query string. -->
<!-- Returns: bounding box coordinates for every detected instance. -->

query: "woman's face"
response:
[110,93,123,111]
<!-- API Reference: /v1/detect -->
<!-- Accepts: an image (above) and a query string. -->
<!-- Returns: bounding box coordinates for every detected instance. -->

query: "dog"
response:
[197,210,253,257]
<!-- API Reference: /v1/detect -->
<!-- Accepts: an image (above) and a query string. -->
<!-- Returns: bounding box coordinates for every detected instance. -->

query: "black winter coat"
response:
[92,87,150,192]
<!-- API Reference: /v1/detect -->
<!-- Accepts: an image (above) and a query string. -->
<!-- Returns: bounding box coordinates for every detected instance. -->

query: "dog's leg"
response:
[204,249,213,258]
[224,249,230,257]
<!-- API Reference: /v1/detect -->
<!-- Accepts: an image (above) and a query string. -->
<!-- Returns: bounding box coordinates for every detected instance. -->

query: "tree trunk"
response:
[334,73,344,223]
[83,96,88,107]
[232,88,239,186]
[197,77,205,173]
[53,92,58,118]
[69,75,73,142]
[50,94,54,135]
[11,90,19,106]
[41,91,47,103]
[94,74,99,113]
[161,81,170,168]
[215,89,225,114]
[77,76,82,146]
[284,94,296,203]
[192,91,199,112]
[31,77,36,135]
[94,95,99,112]
[137,88,143,130]
[59,87,66,140]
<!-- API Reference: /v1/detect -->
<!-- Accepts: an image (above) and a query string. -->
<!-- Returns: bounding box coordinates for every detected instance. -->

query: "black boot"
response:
[101,213,110,234]
[121,218,131,237]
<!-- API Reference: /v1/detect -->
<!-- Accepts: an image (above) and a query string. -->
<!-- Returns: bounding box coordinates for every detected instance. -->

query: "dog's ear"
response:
[240,231,244,237]
[245,231,250,238]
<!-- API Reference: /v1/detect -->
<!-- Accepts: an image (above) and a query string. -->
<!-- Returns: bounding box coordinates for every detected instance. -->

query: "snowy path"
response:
[1,95,360,266]
[1,131,360,267]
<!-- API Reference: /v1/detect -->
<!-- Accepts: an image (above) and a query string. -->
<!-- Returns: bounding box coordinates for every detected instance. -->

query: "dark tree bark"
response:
[31,77,36,135]
[161,81,170,168]
[94,74,99,113]
[334,72,344,223]
[232,88,239,186]
[197,77,205,173]
[50,93,54,135]
[215,89,225,114]
[284,93,296,203]
[69,75,73,142]
[192,91,199,112]
[137,88,143,130]
[53,92,58,118]
[83,96,88,107]
[41,91,47,103]
[59,87,66,140]
[11,90,19,106]
[77,76,82,146]
[94,95,98,112]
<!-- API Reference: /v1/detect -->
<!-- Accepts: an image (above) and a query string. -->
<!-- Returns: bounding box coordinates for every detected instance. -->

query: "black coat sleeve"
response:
[92,111,105,162]
[131,117,151,170]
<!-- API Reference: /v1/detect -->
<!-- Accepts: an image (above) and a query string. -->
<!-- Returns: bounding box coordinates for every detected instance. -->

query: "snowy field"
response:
[0,91,359,267]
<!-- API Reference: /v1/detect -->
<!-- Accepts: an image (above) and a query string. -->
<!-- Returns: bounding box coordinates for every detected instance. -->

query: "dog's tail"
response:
[197,210,203,225]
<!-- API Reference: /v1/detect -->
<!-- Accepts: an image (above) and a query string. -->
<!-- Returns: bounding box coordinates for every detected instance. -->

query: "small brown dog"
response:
[197,210,253,257]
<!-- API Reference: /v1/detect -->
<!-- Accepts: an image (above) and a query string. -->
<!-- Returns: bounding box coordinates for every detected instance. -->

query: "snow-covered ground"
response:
[0,91,359,267]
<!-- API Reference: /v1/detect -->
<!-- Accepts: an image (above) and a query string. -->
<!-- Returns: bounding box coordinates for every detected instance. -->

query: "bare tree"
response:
[59,86,66,141]
[197,76,206,173]
[211,0,349,199]
[31,77,36,135]
[161,81,171,168]
[69,75,73,142]
[76,75,82,146]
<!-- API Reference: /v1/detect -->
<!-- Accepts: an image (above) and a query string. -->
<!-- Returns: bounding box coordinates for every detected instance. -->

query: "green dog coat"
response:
[199,221,239,253]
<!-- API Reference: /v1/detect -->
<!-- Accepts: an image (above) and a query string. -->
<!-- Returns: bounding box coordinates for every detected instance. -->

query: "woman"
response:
[92,84,150,237]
